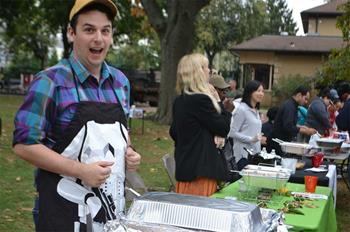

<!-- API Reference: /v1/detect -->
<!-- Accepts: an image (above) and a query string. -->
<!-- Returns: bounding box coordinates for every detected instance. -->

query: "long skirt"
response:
[176,177,217,197]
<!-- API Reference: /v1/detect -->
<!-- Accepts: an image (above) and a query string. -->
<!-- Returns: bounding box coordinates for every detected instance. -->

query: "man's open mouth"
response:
[90,48,103,54]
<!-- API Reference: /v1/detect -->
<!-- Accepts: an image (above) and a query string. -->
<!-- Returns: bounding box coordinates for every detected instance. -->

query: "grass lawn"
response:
[1,94,349,231]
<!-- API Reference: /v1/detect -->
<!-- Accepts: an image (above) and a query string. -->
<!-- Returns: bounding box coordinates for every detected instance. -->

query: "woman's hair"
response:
[242,80,263,109]
[176,53,221,112]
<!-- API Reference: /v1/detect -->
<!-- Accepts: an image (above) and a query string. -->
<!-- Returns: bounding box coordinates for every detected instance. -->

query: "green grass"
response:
[1,94,350,231]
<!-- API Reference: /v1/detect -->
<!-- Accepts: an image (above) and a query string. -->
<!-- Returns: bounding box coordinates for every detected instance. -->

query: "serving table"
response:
[212,182,337,232]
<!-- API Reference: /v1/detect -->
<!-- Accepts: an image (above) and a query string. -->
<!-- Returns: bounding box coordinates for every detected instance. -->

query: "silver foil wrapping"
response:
[124,192,269,232]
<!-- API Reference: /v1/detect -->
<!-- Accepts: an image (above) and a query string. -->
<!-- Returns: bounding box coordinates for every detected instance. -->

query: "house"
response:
[232,0,346,106]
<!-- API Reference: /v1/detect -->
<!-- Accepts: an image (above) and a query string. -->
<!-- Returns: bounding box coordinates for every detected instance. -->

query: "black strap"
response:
[119,122,127,144]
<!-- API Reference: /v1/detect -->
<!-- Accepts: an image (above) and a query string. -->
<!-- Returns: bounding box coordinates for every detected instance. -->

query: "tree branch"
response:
[141,0,167,37]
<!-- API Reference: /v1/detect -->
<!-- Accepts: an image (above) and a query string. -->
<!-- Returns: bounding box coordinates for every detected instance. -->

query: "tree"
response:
[196,0,244,69]
[141,0,210,123]
[108,40,160,70]
[241,0,267,40]
[0,0,54,69]
[264,0,297,35]
[317,1,350,86]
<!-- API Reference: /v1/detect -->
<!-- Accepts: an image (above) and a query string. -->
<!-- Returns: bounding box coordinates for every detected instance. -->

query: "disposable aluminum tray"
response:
[240,165,291,190]
[280,142,311,155]
[316,138,344,149]
[125,192,268,232]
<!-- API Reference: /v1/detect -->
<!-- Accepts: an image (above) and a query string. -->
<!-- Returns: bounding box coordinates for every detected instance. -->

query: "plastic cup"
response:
[312,153,324,168]
[281,158,297,174]
[304,176,318,193]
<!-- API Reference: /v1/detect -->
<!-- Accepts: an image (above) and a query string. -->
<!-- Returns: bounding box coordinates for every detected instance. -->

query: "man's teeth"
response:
[90,48,103,53]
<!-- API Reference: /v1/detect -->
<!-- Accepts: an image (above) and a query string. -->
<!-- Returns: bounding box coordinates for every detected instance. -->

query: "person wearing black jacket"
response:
[169,53,231,196]
[336,83,350,132]
[269,86,316,155]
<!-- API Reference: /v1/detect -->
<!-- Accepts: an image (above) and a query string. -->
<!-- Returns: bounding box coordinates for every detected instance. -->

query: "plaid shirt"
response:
[13,53,130,148]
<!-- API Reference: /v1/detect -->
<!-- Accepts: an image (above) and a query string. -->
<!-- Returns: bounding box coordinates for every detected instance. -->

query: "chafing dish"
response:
[240,165,291,190]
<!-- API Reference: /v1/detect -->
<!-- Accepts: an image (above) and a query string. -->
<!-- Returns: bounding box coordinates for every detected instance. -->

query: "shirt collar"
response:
[68,53,112,84]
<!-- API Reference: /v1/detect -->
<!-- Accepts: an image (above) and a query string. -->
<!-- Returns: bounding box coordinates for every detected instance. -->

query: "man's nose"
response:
[94,31,103,42]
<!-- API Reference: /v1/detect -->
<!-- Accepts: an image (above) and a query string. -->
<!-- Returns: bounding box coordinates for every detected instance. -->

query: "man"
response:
[336,83,350,132]
[12,0,141,231]
[269,86,316,155]
[209,73,234,112]
[305,87,332,136]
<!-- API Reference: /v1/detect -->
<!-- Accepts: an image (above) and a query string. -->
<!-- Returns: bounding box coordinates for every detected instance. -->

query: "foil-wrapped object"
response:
[124,192,269,232]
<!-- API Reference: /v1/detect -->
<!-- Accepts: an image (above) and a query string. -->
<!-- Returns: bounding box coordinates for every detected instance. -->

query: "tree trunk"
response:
[61,27,70,58]
[142,0,210,124]
[206,49,216,70]
[155,14,198,123]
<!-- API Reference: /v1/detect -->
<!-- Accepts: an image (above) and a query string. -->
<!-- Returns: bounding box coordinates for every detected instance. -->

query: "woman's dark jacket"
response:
[169,93,231,182]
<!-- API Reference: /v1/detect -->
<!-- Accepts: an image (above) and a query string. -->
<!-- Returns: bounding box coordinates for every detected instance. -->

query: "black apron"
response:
[36,65,128,232]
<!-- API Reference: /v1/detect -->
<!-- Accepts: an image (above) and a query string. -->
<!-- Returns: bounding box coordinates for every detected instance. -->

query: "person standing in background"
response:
[336,83,350,133]
[229,80,265,170]
[305,87,332,137]
[261,106,279,148]
[170,53,231,196]
[12,1,141,231]
[328,89,341,131]
[209,72,235,113]
[269,86,316,155]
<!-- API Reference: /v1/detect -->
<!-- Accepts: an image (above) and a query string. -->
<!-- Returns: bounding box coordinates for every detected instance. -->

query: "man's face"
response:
[298,92,310,106]
[216,87,229,101]
[68,10,112,73]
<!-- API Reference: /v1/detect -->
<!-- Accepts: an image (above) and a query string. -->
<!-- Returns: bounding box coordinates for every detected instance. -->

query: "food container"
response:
[240,165,291,190]
[316,138,343,149]
[272,138,311,155]
[125,192,270,232]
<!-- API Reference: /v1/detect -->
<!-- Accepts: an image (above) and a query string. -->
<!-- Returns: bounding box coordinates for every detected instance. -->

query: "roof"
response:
[301,0,346,33]
[232,35,344,54]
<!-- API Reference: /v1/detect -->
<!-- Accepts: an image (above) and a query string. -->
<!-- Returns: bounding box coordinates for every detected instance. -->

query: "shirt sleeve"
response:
[229,107,254,143]
[282,103,299,136]
[195,95,231,137]
[13,74,57,146]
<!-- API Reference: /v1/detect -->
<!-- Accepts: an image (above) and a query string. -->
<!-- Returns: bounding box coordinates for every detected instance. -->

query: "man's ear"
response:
[67,25,74,43]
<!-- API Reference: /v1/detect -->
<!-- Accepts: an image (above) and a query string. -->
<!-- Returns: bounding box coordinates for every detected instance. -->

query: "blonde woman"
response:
[169,53,231,196]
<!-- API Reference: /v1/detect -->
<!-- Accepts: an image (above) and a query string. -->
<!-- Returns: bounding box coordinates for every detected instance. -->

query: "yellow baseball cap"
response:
[69,0,118,21]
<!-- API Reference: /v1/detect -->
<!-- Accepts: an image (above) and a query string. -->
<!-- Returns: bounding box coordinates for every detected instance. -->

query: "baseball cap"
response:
[209,74,230,89]
[330,88,339,101]
[69,0,118,21]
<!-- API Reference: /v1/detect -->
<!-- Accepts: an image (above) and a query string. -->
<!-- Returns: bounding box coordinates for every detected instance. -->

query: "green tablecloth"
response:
[212,182,337,232]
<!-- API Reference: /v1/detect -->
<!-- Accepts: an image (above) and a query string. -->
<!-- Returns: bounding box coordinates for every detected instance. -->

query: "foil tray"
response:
[280,142,311,155]
[316,138,343,149]
[124,192,268,232]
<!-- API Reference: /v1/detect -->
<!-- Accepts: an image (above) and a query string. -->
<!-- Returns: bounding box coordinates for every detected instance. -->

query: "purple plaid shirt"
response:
[13,53,130,148]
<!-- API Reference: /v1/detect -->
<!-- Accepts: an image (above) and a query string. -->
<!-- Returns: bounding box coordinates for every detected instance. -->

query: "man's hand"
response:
[79,161,114,187]
[223,98,235,112]
[125,146,141,171]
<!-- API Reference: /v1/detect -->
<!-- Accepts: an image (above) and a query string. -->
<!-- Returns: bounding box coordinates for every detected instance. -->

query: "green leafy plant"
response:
[272,74,314,101]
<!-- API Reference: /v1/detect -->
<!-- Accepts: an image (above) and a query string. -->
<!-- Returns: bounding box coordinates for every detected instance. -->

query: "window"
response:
[242,63,274,90]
